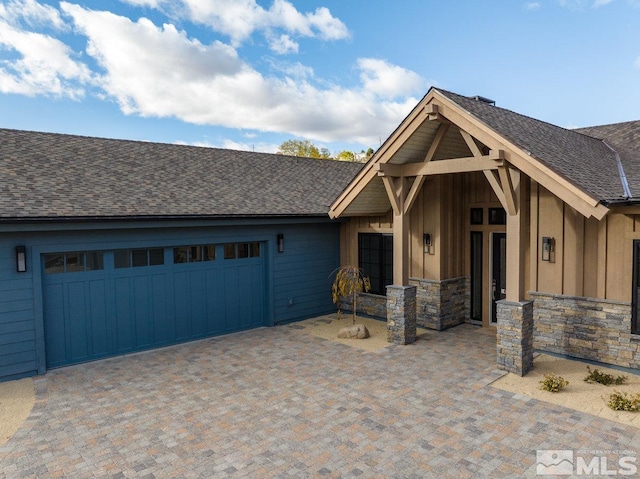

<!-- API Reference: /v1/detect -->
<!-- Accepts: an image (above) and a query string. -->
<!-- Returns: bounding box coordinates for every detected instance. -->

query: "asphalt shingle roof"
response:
[436,88,634,203]
[0,129,364,220]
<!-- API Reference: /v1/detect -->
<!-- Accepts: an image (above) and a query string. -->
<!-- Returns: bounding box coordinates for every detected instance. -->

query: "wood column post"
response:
[505,169,526,301]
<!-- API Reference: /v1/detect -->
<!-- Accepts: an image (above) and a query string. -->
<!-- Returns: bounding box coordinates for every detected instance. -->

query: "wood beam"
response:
[376,152,504,178]
[404,176,426,215]
[381,176,401,216]
[483,170,508,210]
[498,165,518,216]
[424,123,450,163]
[459,129,483,158]
[505,169,526,301]
[402,153,503,177]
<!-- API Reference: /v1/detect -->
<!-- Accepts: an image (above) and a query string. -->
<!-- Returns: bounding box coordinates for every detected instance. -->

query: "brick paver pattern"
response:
[1,323,638,478]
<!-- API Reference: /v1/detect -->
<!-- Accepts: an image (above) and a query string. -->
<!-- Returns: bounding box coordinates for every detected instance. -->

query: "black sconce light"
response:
[541,237,555,262]
[277,234,284,253]
[423,233,432,254]
[16,246,26,273]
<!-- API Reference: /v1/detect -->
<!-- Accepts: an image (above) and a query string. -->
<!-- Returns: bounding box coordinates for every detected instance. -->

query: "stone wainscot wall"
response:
[531,292,640,369]
[340,276,468,331]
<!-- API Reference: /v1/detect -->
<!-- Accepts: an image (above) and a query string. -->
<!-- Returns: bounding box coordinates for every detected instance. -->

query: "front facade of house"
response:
[331,88,640,374]
[0,130,362,381]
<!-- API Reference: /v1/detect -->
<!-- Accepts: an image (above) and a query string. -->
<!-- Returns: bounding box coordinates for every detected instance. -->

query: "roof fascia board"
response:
[0,215,339,233]
[431,90,609,220]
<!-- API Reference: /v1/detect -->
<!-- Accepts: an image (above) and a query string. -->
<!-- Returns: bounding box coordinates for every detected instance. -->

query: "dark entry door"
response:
[491,233,507,323]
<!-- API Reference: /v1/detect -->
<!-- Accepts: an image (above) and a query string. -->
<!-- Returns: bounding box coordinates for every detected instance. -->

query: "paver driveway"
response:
[1,323,639,478]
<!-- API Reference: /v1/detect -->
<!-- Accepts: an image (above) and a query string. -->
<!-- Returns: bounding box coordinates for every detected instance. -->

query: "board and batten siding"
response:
[0,220,342,381]
[531,182,640,302]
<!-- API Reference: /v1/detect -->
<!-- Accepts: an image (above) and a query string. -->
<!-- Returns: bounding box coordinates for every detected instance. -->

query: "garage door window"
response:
[224,242,261,260]
[114,248,164,268]
[173,245,217,263]
[44,251,104,274]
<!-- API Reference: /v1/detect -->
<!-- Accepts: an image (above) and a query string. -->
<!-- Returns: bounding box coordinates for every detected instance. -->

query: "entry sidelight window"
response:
[358,233,393,296]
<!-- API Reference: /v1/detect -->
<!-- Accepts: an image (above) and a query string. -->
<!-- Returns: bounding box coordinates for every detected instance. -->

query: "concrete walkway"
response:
[1,323,638,478]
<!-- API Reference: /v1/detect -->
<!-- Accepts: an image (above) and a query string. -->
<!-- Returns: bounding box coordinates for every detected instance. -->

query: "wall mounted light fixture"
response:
[16,246,26,273]
[277,234,284,253]
[424,233,432,254]
[541,237,555,262]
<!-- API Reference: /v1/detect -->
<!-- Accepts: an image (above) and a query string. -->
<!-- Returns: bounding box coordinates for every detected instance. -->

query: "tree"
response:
[335,150,356,162]
[331,266,371,324]
[278,139,325,158]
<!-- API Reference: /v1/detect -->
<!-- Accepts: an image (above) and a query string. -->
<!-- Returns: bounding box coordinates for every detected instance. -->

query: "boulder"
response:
[337,324,370,339]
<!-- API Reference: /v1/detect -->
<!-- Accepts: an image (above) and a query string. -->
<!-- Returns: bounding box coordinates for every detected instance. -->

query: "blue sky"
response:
[0,0,639,155]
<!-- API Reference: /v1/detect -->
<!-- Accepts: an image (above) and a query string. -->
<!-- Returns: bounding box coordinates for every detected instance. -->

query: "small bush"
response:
[583,366,627,386]
[539,373,569,393]
[606,391,640,412]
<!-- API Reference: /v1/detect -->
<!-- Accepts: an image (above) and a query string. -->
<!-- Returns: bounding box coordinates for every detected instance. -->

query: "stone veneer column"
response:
[496,300,534,376]
[386,285,417,345]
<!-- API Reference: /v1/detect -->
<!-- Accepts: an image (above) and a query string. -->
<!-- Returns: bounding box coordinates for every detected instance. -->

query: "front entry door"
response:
[491,233,507,323]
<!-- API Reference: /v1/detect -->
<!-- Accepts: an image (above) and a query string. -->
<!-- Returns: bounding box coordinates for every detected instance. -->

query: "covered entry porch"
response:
[329,88,608,376]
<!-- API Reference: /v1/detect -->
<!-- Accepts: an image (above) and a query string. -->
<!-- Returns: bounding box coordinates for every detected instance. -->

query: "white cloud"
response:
[268,33,298,55]
[0,16,90,98]
[524,2,541,10]
[0,0,66,30]
[119,0,164,7]
[357,58,425,99]
[59,4,421,145]
[593,0,614,6]
[178,0,349,50]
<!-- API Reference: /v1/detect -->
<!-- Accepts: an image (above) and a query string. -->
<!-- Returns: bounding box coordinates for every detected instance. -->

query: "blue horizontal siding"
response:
[273,223,340,324]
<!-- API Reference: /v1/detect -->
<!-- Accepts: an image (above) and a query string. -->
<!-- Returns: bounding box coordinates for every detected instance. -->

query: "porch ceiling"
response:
[340,121,477,216]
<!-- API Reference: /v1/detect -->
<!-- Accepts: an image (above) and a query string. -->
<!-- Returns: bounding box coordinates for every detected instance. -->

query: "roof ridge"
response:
[0,127,362,166]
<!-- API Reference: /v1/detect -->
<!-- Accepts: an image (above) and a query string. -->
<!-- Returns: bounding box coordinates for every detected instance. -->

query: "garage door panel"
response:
[173,271,191,341]
[205,268,224,335]
[43,242,267,368]
[114,277,134,353]
[189,269,207,338]
[67,281,90,363]
[88,279,109,358]
[133,275,153,348]
[44,283,66,367]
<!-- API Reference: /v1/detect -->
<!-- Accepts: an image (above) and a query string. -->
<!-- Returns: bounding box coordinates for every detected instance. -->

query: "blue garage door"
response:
[43,242,266,368]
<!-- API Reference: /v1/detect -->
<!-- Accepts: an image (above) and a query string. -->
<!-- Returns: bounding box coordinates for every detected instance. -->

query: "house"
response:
[3,87,640,382]
[330,87,640,375]
[0,129,363,381]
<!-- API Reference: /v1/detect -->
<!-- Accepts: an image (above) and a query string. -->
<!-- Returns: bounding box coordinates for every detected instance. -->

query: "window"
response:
[632,241,640,334]
[114,248,164,268]
[223,242,261,260]
[358,233,393,296]
[173,245,217,264]
[470,208,484,225]
[44,251,104,274]
[488,207,506,225]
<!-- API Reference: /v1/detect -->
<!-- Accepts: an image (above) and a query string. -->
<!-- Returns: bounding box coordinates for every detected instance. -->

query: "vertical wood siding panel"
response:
[606,213,633,301]
[537,187,564,294]
[583,217,600,298]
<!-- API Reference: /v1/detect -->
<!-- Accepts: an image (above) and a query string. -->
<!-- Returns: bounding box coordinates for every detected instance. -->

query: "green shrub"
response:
[539,373,569,393]
[583,366,627,386]
[606,391,640,412]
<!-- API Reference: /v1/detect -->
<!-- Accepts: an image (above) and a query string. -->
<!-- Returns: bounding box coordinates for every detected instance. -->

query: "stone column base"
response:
[386,285,417,345]
[496,300,534,376]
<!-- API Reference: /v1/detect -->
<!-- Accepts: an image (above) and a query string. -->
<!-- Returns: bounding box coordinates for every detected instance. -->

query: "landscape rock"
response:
[337,324,370,339]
